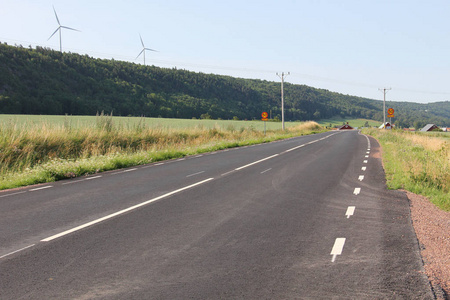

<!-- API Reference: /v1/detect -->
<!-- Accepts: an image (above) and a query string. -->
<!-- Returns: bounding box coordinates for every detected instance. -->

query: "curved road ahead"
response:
[0,130,434,299]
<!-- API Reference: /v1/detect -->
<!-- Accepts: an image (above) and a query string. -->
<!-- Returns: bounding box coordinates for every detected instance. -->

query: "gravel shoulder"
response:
[407,191,450,299]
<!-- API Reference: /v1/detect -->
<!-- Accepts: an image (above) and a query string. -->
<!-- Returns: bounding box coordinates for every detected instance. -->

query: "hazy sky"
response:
[1,0,450,104]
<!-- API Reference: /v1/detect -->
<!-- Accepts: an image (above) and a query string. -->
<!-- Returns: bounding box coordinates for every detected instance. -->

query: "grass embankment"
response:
[363,128,449,211]
[0,115,325,190]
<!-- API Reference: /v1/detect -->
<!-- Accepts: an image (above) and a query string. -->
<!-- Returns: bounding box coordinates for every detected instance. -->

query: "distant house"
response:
[338,123,354,130]
[379,122,392,129]
[420,124,440,132]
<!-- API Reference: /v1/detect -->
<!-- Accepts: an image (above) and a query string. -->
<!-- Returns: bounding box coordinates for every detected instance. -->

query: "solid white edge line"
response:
[0,244,36,259]
[235,154,279,171]
[41,178,214,242]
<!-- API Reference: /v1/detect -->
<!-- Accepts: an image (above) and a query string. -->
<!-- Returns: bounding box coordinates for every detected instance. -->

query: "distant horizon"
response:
[1,1,450,104]
[4,41,449,107]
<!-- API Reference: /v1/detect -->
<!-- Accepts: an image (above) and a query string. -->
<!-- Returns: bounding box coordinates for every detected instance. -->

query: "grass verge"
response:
[363,128,449,211]
[0,118,325,190]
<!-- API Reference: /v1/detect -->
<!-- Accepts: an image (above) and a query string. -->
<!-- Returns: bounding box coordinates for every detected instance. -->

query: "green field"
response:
[0,114,303,131]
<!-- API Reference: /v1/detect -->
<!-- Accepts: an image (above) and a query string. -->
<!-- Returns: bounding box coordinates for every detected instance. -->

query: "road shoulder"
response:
[407,191,450,300]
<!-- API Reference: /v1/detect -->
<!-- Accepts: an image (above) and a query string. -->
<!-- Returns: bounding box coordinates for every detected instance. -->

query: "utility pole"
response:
[379,87,391,128]
[276,72,290,130]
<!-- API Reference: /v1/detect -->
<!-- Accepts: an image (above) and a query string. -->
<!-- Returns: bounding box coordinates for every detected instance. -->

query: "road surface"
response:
[0,130,434,299]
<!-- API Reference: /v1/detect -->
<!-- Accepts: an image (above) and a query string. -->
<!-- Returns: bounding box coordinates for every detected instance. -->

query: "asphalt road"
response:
[0,130,434,299]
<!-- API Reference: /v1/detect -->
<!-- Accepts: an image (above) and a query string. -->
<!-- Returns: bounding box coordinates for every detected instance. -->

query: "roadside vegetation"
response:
[0,115,325,190]
[363,128,450,211]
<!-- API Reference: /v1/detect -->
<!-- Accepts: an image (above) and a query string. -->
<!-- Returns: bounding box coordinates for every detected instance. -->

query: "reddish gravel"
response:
[407,191,450,299]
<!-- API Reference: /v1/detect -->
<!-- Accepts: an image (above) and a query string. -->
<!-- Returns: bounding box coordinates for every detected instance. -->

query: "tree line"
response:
[0,43,448,127]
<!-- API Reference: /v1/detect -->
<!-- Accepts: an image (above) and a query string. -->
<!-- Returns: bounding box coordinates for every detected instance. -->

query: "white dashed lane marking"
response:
[0,191,27,198]
[345,206,356,219]
[112,168,137,175]
[353,188,361,195]
[62,175,102,185]
[186,171,205,178]
[30,186,53,192]
[331,238,346,262]
[260,168,272,174]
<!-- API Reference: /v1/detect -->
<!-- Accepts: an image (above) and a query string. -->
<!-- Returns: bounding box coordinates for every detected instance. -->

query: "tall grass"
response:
[363,128,449,211]
[0,117,324,190]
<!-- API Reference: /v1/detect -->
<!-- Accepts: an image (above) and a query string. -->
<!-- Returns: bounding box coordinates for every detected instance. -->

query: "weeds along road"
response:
[0,130,434,299]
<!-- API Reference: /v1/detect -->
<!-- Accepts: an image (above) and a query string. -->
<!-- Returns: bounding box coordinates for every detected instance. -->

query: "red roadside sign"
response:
[261,112,268,121]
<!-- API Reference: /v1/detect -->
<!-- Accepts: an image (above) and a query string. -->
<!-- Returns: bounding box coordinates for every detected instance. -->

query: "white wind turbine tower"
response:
[136,34,157,65]
[48,6,80,52]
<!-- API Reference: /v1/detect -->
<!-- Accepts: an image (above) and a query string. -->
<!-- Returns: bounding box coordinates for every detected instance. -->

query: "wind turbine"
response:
[48,6,80,52]
[136,34,157,65]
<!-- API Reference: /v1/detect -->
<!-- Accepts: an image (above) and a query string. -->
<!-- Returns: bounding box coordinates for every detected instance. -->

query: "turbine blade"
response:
[53,6,61,25]
[61,26,81,32]
[48,27,60,40]
[139,34,145,47]
[136,49,144,59]
[145,48,158,52]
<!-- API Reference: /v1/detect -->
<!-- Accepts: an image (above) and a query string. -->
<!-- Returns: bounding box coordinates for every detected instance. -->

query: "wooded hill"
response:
[0,43,449,128]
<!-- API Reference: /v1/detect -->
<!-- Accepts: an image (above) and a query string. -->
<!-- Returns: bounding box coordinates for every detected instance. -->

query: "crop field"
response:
[0,114,302,131]
[0,114,324,190]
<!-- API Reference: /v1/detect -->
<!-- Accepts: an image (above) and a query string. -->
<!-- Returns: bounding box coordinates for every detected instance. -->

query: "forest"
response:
[0,42,449,128]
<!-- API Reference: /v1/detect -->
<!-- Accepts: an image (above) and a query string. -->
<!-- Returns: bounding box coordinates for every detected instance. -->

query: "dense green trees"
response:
[0,43,448,127]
